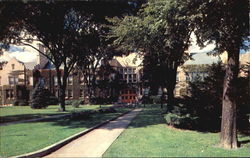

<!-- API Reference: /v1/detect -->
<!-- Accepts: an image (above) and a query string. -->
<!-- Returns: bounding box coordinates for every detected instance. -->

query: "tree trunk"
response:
[56,68,66,112]
[220,48,239,149]
[166,65,177,112]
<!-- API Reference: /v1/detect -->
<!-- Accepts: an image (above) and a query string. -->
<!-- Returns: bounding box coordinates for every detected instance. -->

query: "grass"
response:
[0,104,112,124]
[0,107,130,157]
[103,105,250,157]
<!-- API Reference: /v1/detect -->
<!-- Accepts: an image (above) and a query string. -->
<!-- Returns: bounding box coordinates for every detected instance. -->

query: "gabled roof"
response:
[184,53,220,65]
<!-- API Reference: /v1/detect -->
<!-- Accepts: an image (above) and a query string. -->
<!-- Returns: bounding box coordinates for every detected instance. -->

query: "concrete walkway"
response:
[45,108,142,157]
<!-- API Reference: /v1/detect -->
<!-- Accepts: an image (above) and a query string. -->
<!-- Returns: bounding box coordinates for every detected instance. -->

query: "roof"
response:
[240,51,250,65]
[23,62,38,70]
[112,53,143,67]
[184,53,220,65]
[0,52,12,62]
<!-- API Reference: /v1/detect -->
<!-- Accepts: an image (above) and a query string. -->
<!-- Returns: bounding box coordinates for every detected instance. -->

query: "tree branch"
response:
[20,41,55,65]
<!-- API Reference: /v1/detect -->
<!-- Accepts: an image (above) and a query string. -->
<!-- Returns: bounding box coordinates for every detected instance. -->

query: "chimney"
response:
[37,44,48,69]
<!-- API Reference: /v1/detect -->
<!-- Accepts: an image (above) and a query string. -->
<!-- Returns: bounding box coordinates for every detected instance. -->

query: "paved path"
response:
[45,108,142,157]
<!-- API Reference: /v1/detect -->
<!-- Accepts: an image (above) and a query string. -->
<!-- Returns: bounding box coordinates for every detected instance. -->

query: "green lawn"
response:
[0,107,130,157]
[0,104,112,124]
[103,105,250,157]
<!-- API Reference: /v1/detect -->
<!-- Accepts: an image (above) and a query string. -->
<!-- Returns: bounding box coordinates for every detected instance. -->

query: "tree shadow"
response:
[239,139,250,146]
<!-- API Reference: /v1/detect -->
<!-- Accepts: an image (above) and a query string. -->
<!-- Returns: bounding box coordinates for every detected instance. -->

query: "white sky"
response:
[1,32,248,63]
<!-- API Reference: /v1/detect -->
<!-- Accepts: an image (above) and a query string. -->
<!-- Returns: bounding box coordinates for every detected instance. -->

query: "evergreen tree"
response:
[30,83,49,109]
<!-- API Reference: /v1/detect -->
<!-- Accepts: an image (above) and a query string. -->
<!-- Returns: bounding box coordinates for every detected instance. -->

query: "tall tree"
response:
[108,0,193,110]
[188,0,249,148]
[1,3,98,111]
[0,1,136,111]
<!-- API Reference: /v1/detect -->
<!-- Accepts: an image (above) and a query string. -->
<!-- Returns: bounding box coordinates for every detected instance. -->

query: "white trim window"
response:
[68,75,73,85]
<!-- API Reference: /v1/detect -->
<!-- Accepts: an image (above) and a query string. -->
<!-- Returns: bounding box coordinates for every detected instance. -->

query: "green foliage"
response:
[103,105,250,157]
[30,84,49,109]
[186,62,250,131]
[188,0,249,53]
[65,99,84,106]
[72,100,82,108]
[108,0,193,100]
[164,113,197,129]
[0,106,129,157]
[0,105,112,124]
[149,96,161,104]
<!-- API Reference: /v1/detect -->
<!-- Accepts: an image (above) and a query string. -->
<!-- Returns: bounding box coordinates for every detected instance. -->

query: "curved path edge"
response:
[11,109,133,158]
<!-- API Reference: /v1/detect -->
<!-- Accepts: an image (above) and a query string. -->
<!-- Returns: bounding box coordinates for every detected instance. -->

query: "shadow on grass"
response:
[0,105,109,124]
[0,113,66,124]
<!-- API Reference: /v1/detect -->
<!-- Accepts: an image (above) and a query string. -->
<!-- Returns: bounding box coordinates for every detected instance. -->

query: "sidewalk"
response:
[45,108,142,157]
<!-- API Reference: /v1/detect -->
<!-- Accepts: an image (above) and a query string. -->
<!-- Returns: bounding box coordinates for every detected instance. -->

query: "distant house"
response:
[109,53,143,103]
[175,51,250,96]
[0,57,34,105]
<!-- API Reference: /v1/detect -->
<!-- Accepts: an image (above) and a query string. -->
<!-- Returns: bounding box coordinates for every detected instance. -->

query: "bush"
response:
[98,107,117,113]
[164,102,198,129]
[13,101,19,106]
[71,110,92,120]
[70,107,117,120]
[43,90,58,105]
[72,100,81,108]
[65,99,84,106]
[183,62,250,131]
[150,96,161,104]
[30,84,49,109]
[19,101,29,106]
[13,100,29,106]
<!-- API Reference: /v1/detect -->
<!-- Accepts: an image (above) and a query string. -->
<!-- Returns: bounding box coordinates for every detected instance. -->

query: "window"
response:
[0,76,1,85]
[119,68,123,74]
[133,74,136,79]
[186,75,190,81]
[11,64,15,70]
[80,89,84,98]
[68,89,73,98]
[128,74,132,79]
[128,68,132,73]
[124,74,127,80]
[54,76,58,86]
[176,72,179,82]
[6,90,14,99]
[79,75,84,85]
[6,90,9,98]
[9,76,18,85]
[68,76,73,85]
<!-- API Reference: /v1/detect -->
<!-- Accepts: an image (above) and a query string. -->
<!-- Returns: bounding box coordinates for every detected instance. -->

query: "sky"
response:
[0,33,249,63]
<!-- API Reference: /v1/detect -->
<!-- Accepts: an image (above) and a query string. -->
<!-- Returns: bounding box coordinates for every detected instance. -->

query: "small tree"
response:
[30,83,49,109]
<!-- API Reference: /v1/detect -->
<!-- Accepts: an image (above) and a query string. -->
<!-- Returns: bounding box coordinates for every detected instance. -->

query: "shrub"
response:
[65,99,84,106]
[164,102,198,129]
[184,62,250,131]
[98,107,117,113]
[13,101,19,106]
[164,113,198,129]
[18,100,29,106]
[72,100,81,108]
[30,84,49,109]
[150,96,161,104]
[13,100,29,106]
[71,110,92,120]
[43,90,58,105]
